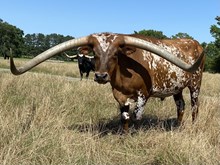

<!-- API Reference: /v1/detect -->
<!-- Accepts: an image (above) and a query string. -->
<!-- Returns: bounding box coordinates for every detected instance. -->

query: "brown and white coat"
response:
[10,32,205,132]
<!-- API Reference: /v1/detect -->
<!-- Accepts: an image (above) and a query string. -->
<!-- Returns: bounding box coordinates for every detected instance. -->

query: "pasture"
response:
[0,58,220,165]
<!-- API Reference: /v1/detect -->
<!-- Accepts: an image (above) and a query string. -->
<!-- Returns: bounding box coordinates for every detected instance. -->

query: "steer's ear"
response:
[79,46,92,55]
[121,46,136,55]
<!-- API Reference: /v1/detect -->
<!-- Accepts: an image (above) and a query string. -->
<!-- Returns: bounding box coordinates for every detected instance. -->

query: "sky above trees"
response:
[0,0,219,43]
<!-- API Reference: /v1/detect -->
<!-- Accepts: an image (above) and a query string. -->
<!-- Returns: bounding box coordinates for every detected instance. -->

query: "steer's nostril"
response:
[102,73,108,79]
[94,72,109,83]
[95,73,101,79]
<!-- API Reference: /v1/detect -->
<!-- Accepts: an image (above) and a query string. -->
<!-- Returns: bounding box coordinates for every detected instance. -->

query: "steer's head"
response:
[10,32,204,81]
[87,33,123,84]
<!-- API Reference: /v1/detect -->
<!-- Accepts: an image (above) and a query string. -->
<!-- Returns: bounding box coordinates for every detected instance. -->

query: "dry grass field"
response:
[0,58,220,165]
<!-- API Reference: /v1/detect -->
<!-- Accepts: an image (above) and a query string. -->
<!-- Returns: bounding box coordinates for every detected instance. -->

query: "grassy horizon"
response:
[0,58,219,164]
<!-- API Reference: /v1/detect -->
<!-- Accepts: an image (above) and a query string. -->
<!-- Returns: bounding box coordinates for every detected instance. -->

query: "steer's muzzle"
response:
[94,72,109,84]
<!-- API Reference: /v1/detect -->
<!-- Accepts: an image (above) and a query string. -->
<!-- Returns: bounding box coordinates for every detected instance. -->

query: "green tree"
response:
[0,19,24,58]
[24,33,75,60]
[134,29,168,39]
[209,16,220,72]
[24,33,47,57]
[210,16,220,48]
[171,32,194,39]
[202,42,219,72]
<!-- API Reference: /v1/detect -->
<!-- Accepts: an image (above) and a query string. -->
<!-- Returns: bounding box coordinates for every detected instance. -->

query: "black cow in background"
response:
[3,53,9,60]
[65,47,95,80]
[2,48,11,60]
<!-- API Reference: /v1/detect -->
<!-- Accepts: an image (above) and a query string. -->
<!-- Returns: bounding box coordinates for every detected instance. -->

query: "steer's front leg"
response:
[120,105,130,133]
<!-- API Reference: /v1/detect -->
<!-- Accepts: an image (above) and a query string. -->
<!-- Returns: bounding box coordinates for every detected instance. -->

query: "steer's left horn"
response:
[123,36,204,72]
[10,37,89,75]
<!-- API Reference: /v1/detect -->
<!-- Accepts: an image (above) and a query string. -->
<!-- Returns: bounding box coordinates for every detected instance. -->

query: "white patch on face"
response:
[92,33,118,52]
[134,91,146,120]
[122,112,130,120]
[78,54,84,57]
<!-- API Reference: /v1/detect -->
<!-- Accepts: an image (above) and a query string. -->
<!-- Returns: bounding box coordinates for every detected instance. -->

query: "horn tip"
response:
[10,56,22,75]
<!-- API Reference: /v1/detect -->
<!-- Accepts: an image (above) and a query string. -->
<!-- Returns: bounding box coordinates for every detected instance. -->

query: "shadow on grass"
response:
[67,114,180,137]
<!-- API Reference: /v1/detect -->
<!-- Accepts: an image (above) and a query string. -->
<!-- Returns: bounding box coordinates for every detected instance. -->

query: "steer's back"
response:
[129,36,205,98]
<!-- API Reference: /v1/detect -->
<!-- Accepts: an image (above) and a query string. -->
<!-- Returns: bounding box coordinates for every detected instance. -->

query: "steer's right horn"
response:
[123,36,204,72]
[10,36,89,75]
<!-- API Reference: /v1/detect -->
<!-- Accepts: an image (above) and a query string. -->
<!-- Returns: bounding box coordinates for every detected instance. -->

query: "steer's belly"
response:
[151,90,181,98]
[150,66,191,98]
[151,81,187,98]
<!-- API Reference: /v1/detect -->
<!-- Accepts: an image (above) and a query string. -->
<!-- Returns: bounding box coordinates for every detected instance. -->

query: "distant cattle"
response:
[3,53,9,60]
[10,32,205,133]
[65,47,95,80]
[2,48,12,60]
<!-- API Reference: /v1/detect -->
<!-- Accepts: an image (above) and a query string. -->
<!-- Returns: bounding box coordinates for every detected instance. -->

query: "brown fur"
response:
[84,33,205,132]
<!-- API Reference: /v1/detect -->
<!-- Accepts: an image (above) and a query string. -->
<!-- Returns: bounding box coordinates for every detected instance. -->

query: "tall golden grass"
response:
[0,58,219,165]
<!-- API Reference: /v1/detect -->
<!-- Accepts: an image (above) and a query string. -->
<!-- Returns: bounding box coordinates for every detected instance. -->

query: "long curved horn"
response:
[10,36,89,75]
[123,36,204,72]
[64,52,78,59]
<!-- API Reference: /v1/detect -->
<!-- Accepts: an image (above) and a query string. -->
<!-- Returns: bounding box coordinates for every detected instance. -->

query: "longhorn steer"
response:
[10,32,205,132]
[65,49,95,80]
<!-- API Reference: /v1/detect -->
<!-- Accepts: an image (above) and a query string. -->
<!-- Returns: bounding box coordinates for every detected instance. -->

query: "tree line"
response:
[0,19,76,61]
[0,17,219,72]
